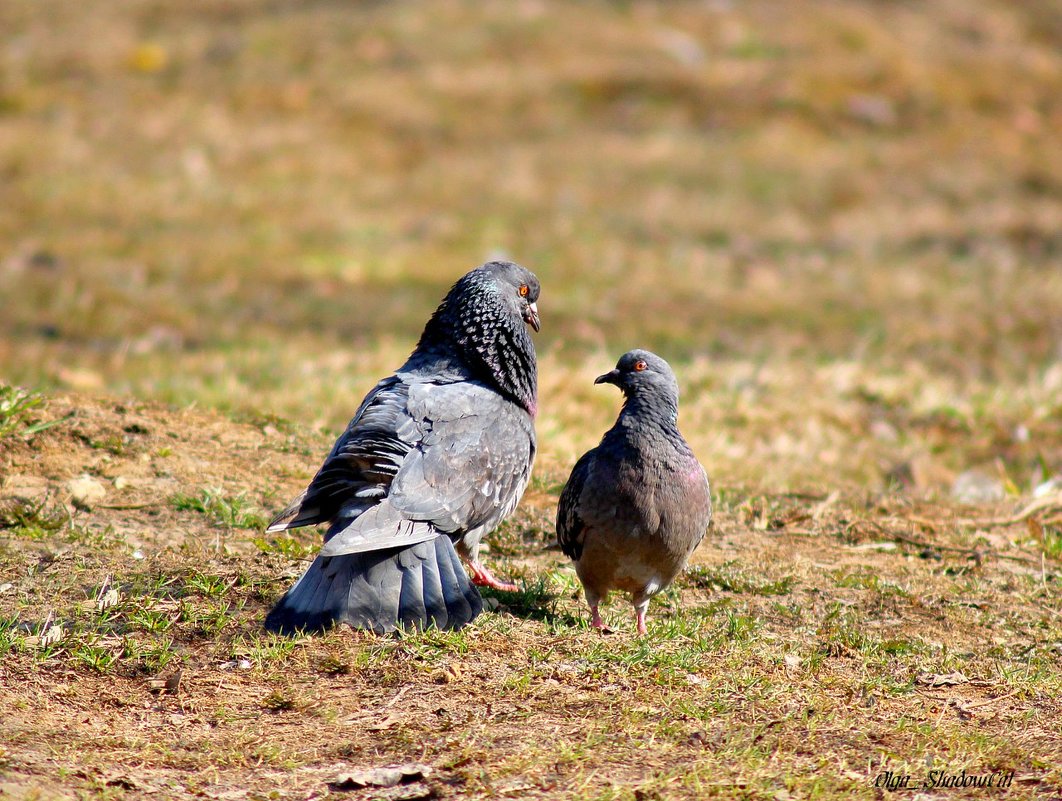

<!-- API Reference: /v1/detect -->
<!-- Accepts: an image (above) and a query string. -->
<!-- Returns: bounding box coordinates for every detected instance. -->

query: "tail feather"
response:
[396,546,429,628]
[416,542,449,630]
[265,536,482,634]
[432,538,476,627]
[357,547,405,626]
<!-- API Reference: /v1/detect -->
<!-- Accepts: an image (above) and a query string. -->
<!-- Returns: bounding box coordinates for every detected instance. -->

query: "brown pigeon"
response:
[556,350,712,634]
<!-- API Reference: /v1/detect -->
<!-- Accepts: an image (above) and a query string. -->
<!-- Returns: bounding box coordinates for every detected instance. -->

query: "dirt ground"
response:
[2,394,1060,800]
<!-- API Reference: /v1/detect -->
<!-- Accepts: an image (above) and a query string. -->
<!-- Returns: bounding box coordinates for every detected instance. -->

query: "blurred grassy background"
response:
[1,0,1061,481]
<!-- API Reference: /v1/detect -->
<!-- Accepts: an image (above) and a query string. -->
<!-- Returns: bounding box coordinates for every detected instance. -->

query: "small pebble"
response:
[950,469,1005,504]
[67,475,107,509]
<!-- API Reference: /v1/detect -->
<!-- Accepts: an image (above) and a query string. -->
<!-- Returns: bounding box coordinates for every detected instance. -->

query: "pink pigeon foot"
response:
[590,605,614,634]
[635,609,648,636]
[469,560,519,592]
[591,604,605,630]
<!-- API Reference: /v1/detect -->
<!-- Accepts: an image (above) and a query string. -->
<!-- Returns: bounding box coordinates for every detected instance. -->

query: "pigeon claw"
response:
[590,605,614,634]
[469,560,519,593]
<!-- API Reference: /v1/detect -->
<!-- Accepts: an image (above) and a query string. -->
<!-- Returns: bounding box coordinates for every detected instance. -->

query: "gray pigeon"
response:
[556,350,711,634]
[265,261,540,634]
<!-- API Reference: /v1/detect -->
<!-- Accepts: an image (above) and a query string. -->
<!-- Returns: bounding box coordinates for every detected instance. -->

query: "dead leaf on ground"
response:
[147,668,183,695]
[367,711,404,731]
[915,671,969,687]
[331,763,433,789]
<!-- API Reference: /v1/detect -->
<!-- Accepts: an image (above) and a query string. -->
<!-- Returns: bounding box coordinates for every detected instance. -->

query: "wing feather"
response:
[389,380,535,535]
[266,376,413,532]
[268,375,534,556]
[556,449,595,561]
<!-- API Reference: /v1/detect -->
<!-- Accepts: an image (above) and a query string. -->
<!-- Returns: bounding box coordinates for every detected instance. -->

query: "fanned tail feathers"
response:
[264,536,483,634]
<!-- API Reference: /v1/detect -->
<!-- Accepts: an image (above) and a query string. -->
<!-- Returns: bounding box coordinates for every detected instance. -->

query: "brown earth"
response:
[2,395,1060,800]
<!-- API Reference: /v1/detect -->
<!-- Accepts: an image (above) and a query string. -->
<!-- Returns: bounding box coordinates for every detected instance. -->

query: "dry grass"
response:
[2,0,1062,798]
[1,395,1061,800]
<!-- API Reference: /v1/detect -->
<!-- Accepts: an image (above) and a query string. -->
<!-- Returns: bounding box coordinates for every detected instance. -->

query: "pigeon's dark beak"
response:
[595,369,620,386]
[523,302,541,332]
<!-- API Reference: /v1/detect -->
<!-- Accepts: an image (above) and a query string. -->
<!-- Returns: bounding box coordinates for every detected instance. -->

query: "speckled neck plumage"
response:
[414,273,538,416]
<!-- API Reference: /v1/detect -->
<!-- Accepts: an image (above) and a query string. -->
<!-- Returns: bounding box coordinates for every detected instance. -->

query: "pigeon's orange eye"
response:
[634,360,648,372]
[518,284,529,298]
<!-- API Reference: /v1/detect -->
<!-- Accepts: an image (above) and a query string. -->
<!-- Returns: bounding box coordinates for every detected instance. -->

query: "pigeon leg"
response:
[585,590,613,634]
[590,604,606,630]
[635,609,648,636]
[634,598,650,636]
[469,560,519,592]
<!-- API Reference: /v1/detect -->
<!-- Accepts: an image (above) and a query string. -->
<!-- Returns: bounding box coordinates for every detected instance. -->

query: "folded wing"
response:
[270,375,534,558]
[556,449,595,561]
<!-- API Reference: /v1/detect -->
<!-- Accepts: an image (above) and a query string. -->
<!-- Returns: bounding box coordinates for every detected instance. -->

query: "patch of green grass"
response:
[252,535,315,560]
[127,607,176,635]
[19,598,181,675]
[179,598,239,636]
[0,497,68,540]
[392,625,476,663]
[76,432,127,455]
[482,573,563,624]
[317,655,352,676]
[816,600,874,655]
[121,634,177,674]
[0,384,69,439]
[182,569,235,599]
[0,385,43,437]
[718,608,761,643]
[1,567,263,675]
[72,638,121,672]
[567,609,762,683]
[832,569,910,597]
[228,633,302,667]
[1041,527,1062,560]
[261,690,300,712]
[684,562,796,596]
[171,488,267,530]
[0,615,28,657]
[66,522,122,549]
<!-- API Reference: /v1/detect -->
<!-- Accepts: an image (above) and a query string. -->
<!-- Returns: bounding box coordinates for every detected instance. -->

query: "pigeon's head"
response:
[474,260,541,332]
[420,260,540,414]
[595,349,680,402]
